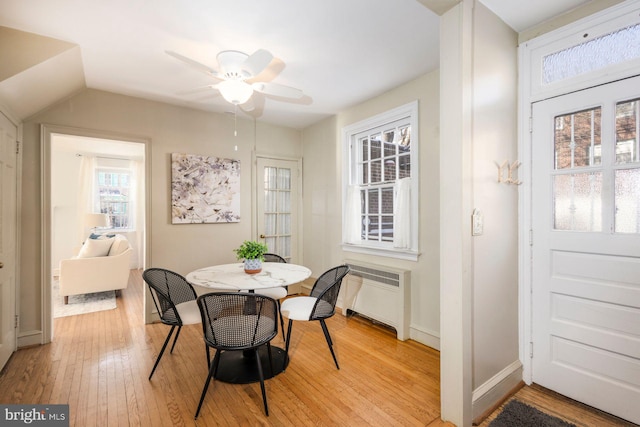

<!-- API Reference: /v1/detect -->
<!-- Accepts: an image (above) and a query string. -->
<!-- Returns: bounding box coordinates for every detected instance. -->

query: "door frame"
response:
[518,1,640,383]
[253,154,303,264]
[41,124,151,343]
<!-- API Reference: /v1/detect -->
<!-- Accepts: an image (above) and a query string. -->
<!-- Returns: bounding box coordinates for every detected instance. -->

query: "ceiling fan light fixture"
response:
[218,80,253,105]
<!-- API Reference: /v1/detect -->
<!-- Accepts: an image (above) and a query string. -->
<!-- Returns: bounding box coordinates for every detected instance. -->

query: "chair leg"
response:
[283,319,293,371]
[277,300,285,340]
[206,345,211,368]
[254,348,269,416]
[195,349,219,419]
[319,319,340,370]
[266,342,274,376]
[149,325,176,380]
[170,325,182,353]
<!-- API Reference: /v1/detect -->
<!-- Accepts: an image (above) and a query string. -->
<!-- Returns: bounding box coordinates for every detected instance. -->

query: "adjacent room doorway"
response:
[42,125,148,341]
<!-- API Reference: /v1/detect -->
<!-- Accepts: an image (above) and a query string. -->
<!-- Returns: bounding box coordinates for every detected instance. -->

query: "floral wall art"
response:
[171,153,241,224]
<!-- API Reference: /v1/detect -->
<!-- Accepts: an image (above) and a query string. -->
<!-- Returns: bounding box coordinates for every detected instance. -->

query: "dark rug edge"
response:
[488,399,577,427]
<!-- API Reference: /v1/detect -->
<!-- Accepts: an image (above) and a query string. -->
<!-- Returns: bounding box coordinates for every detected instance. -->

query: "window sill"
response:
[341,243,419,261]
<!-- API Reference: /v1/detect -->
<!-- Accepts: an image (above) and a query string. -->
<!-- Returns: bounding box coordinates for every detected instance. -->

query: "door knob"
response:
[0,262,3,268]
[259,234,266,239]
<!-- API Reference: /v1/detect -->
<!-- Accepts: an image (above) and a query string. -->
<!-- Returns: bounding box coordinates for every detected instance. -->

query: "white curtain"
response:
[76,156,97,244]
[129,159,145,269]
[344,185,361,244]
[393,177,411,249]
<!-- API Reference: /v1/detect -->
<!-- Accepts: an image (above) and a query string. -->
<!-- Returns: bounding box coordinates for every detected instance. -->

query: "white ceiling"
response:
[0,0,593,129]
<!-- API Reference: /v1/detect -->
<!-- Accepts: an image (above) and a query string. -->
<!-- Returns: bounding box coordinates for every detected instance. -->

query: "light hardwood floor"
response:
[1,270,633,426]
[0,270,449,426]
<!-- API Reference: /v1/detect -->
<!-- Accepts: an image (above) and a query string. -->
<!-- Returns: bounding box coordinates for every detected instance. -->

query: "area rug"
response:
[52,279,117,318]
[489,400,576,427]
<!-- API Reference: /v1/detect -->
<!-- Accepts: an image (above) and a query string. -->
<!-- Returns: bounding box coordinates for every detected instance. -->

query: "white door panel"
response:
[532,75,640,424]
[0,112,17,370]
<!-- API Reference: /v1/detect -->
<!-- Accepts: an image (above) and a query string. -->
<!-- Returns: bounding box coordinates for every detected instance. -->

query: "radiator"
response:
[341,260,411,340]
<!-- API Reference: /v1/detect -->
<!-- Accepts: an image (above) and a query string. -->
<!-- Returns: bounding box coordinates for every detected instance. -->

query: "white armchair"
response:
[59,234,132,304]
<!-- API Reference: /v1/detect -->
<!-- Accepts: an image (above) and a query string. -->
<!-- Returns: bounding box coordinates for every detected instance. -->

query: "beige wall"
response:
[470,0,520,417]
[439,1,519,424]
[19,88,302,342]
[301,70,441,349]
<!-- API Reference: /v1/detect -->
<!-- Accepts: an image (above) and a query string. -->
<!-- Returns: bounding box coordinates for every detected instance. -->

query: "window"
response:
[96,168,132,229]
[342,101,419,260]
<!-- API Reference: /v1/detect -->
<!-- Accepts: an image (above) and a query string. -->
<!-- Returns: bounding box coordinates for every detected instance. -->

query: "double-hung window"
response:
[342,101,419,260]
[96,168,132,230]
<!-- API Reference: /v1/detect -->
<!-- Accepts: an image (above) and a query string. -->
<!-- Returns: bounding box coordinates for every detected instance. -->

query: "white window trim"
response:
[341,100,419,261]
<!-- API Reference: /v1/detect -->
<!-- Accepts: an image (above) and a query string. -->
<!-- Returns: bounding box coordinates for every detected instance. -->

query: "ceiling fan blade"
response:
[241,49,273,78]
[176,84,218,96]
[252,81,304,99]
[166,50,222,79]
[239,97,255,112]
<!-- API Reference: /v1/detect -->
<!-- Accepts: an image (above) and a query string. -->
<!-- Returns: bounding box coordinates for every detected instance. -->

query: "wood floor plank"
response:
[1,269,626,426]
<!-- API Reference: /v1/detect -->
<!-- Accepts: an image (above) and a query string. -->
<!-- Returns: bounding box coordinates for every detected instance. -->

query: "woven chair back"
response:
[143,268,197,326]
[263,253,287,263]
[309,265,350,320]
[197,292,278,351]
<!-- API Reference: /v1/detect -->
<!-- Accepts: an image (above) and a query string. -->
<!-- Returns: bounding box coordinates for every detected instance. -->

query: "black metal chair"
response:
[280,265,350,370]
[143,268,202,380]
[258,253,288,338]
[194,292,278,418]
[263,253,287,263]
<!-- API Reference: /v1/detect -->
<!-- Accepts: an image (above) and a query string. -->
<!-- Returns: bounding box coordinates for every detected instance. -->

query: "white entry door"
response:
[0,112,18,370]
[531,76,640,424]
[256,158,300,263]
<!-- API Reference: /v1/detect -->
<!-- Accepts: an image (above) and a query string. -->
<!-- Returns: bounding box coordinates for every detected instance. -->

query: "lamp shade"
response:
[218,80,253,105]
[85,213,110,228]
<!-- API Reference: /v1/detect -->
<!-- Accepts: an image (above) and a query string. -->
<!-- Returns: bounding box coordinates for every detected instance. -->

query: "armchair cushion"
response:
[77,237,114,258]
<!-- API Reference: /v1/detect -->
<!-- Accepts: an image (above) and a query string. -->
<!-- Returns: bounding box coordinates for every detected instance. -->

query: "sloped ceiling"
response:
[0,0,604,127]
[0,26,85,120]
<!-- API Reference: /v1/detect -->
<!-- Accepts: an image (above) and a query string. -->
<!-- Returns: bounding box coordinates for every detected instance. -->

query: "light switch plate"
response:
[472,209,483,236]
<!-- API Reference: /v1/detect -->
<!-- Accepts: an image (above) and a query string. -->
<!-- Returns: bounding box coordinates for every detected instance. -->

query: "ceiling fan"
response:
[166,48,305,111]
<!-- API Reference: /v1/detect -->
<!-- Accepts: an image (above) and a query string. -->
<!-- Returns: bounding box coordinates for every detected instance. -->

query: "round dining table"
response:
[186,262,311,384]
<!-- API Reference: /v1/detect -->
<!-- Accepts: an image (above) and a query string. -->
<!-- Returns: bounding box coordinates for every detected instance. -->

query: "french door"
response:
[531,75,640,424]
[256,158,301,263]
[0,112,18,371]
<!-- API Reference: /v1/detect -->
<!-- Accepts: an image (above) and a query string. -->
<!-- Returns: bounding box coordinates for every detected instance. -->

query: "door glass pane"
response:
[279,213,291,235]
[615,168,640,233]
[265,190,276,212]
[264,167,277,189]
[265,214,276,235]
[553,173,602,231]
[278,191,290,212]
[616,98,639,164]
[262,165,293,256]
[278,168,291,190]
[555,108,601,169]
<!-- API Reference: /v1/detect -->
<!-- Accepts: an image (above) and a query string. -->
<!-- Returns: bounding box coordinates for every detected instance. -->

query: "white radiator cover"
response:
[341,260,411,340]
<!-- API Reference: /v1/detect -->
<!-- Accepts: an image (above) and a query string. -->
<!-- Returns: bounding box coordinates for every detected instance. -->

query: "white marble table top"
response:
[186,262,312,291]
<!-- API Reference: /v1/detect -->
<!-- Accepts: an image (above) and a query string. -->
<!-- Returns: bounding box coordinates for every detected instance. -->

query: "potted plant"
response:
[234,240,268,274]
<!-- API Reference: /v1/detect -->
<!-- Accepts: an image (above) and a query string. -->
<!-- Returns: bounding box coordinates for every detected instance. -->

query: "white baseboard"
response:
[472,360,523,420]
[18,330,43,348]
[409,325,440,351]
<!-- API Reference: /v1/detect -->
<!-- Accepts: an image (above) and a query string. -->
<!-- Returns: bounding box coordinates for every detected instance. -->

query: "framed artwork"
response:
[171,153,241,223]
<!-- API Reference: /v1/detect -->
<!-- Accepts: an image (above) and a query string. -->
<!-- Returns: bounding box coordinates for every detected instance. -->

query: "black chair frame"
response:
[283,265,350,370]
[143,268,200,380]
